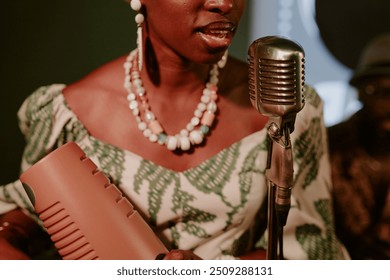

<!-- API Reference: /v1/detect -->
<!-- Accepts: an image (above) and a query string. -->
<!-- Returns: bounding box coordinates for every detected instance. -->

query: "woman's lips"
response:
[197,22,236,51]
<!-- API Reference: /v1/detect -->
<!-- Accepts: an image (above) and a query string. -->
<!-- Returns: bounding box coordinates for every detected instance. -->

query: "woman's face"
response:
[142,0,246,64]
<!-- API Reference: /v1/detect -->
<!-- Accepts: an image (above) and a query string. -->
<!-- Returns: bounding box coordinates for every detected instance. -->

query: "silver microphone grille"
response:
[248,36,305,119]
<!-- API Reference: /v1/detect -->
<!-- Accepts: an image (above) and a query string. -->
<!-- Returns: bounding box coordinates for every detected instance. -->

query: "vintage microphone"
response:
[19,142,168,260]
[248,36,305,259]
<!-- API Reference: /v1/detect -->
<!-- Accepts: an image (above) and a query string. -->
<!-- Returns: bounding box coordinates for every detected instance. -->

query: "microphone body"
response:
[19,142,168,260]
[248,36,306,259]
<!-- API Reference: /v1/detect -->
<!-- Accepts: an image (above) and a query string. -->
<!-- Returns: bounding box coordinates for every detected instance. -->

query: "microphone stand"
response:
[265,120,294,260]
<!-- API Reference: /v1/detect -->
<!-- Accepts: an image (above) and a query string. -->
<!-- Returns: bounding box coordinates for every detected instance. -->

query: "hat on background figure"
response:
[350,33,390,86]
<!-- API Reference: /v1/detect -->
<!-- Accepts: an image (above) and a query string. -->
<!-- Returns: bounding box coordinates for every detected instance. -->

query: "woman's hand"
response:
[156,248,267,260]
[158,249,202,260]
[0,208,48,260]
[0,238,30,260]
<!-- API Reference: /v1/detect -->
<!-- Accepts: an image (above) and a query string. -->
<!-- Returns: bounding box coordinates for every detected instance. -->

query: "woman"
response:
[0,0,347,260]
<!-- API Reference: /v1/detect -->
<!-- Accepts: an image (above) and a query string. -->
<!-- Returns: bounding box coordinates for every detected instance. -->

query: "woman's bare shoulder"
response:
[61,55,129,132]
[63,56,127,107]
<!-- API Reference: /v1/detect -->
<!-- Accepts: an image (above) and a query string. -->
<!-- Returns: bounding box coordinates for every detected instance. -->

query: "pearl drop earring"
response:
[130,0,144,71]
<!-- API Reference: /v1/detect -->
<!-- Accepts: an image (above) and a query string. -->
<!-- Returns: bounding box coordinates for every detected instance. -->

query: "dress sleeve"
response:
[262,85,349,259]
[17,84,68,171]
[0,84,66,216]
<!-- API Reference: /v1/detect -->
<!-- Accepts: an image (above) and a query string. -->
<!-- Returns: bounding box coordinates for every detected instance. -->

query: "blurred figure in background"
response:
[328,33,390,259]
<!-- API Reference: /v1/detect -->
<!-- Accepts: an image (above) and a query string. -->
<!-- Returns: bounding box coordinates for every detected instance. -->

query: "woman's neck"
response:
[141,58,214,99]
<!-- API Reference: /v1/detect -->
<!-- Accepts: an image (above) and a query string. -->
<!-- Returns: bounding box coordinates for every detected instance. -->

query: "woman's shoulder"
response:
[61,55,130,141]
[63,55,126,102]
[304,85,323,109]
[17,84,67,124]
[17,84,78,167]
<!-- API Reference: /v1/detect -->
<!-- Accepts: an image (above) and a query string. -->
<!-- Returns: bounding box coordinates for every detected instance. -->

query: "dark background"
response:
[0,1,249,184]
[315,0,390,69]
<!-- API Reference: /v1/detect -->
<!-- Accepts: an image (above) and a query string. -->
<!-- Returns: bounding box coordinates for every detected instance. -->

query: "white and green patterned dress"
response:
[0,84,348,259]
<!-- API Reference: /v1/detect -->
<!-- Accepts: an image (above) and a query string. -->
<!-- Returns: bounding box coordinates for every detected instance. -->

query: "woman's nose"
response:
[204,0,234,14]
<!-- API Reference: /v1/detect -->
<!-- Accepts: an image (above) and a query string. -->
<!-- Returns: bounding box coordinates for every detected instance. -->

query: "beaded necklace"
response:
[123,49,227,151]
